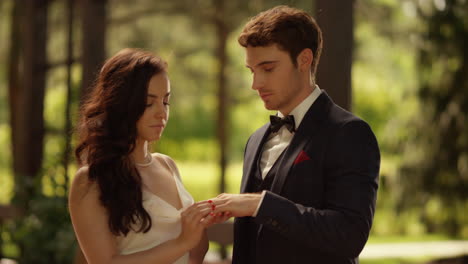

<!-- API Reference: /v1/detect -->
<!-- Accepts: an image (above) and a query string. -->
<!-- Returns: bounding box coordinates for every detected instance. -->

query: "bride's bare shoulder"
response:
[152,152,176,167]
[69,166,98,204]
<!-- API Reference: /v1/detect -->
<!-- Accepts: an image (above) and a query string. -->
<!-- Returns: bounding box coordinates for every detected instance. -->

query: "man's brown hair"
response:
[238,5,323,80]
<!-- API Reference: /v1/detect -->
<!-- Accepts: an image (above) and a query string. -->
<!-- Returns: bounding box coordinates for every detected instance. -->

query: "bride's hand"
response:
[176,203,212,250]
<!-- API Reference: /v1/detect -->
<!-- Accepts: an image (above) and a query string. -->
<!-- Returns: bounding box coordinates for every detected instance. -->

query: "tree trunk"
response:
[214,0,229,259]
[315,0,354,111]
[9,0,49,208]
[8,0,21,165]
[80,0,108,99]
[214,0,229,196]
[63,0,75,192]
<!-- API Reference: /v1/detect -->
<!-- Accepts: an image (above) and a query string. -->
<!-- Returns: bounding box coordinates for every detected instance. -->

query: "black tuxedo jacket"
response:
[232,92,380,264]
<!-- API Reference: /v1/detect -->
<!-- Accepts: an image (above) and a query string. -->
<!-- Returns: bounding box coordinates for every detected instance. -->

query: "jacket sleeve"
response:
[254,120,380,258]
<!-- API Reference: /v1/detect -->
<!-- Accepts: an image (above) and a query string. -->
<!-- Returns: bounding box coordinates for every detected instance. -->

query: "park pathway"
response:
[1,240,467,264]
[360,240,468,259]
[202,240,468,263]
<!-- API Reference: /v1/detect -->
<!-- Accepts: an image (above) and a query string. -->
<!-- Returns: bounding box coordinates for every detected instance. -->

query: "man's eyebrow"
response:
[147,92,171,98]
[246,60,279,69]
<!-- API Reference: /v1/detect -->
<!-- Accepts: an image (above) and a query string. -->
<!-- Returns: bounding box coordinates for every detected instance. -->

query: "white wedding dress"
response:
[116,153,194,264]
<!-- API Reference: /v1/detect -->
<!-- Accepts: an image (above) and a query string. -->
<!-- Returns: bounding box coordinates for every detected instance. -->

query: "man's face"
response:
[245,44,304,115]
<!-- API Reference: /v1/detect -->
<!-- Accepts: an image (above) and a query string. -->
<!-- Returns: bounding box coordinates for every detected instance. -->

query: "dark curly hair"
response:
[75,48,167,236]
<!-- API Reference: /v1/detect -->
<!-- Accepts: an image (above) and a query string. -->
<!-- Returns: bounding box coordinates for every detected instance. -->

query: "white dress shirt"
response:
[253,85,322,216]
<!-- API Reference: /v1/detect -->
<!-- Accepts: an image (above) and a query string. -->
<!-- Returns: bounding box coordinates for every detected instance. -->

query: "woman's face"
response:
[136,73,171,143]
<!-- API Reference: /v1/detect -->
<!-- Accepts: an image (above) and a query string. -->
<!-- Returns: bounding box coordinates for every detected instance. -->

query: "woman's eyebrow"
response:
[147,92,171,98]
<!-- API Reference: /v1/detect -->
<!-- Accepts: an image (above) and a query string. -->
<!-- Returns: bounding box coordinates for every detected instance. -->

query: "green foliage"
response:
[3,134,77,263]
[0,1,10,124]
[396,0,468,237]
[157,138,218,162]
[353,0,423,238]
[7,195,76,263]
[352,0,468,239]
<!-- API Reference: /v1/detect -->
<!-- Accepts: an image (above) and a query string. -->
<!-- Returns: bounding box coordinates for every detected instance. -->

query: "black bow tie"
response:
[270,115,296,133]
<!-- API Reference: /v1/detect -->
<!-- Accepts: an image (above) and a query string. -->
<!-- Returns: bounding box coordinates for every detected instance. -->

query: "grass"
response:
[0,124,13,204]
[360,258,431,264]
[176,160,243,202]
[367,233,453,244]
[0,166,13,203]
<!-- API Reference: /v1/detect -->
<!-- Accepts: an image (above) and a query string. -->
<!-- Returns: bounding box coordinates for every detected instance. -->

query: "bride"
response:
[69,48,220,264]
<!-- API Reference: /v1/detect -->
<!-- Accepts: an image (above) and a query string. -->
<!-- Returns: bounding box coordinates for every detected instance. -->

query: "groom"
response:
[208,5,380,264]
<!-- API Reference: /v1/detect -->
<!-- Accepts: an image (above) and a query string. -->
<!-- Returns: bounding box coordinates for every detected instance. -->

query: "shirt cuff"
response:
[252,190,267,217]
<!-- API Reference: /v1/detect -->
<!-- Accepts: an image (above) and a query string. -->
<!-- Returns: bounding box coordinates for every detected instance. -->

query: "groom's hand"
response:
[207,211,232,225]
[208,193,262,218]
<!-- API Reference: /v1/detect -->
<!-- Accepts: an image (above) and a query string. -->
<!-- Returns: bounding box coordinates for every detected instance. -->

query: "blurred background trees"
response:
[0,0,466,262]
[398,0,468,237]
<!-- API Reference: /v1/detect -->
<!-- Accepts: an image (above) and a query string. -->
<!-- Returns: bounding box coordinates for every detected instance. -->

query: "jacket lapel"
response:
[270,92,333,194]
[241,123,271,193]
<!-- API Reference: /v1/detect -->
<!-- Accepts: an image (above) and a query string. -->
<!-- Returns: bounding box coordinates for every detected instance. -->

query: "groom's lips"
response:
[259,92,273,100]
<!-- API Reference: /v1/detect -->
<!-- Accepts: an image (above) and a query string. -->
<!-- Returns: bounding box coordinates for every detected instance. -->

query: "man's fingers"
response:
[215,213,232,223]
[211,203,231,214]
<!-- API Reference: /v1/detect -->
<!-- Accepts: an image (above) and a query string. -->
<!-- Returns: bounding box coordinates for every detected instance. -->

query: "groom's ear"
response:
[297,48,313,73]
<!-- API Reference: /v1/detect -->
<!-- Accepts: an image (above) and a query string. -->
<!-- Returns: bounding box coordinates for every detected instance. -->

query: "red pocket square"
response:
[294,150,311,165]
